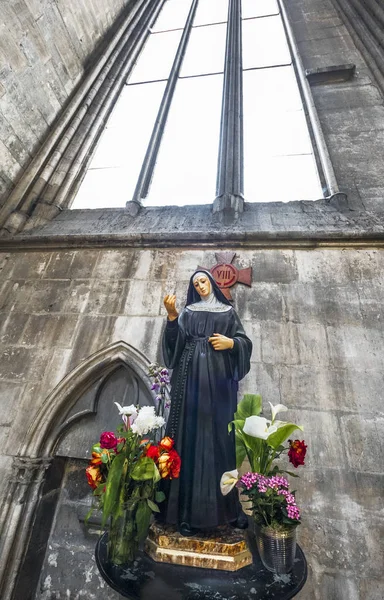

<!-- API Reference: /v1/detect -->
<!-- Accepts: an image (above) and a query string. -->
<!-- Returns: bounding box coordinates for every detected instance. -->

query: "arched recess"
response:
[0,340,155,600]
[21,340,153,458]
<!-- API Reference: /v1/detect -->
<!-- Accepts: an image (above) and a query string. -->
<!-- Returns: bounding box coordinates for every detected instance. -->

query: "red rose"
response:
[288,439,307,468]
[159,436,174,451]
[100,431,118,449]
[158,448,181,479]
[146,445,160,461]
[86,465,103,489]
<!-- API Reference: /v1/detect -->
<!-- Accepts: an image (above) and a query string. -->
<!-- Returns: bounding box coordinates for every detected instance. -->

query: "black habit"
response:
[161,271,252,529]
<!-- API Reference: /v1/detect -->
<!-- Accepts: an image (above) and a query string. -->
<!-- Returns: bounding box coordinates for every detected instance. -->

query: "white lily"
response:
[268,402,288,424]
[114,402,138,427]
[114,402,138,417]
[220,469,239,496]
[243,415,277,440]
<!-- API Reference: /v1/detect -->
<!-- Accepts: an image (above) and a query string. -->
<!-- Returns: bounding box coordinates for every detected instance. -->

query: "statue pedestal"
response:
[145,523,253,571]
[95,530,308,600]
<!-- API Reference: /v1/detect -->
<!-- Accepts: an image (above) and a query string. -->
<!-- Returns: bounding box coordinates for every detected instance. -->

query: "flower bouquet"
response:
[220,394,307,573]
[86,403,180,565]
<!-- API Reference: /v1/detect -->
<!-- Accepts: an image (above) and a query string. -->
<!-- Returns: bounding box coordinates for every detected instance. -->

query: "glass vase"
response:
[108,509,139,566]
[254,524,297,574]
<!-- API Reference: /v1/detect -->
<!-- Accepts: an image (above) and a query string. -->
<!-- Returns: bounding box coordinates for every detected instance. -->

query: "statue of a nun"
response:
[161,270,252,536]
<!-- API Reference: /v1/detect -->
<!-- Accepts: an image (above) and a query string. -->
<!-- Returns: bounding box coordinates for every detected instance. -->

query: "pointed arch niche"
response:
[0,341,154,600]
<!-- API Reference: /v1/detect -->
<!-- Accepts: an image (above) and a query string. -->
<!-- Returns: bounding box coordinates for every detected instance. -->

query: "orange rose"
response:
[90,451,102,466]
[86,465,103,489]
[158,449,181,479]
[159,436,174,451]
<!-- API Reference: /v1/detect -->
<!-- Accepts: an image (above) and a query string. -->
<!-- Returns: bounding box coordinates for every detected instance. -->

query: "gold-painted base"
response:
[145,522,253,571]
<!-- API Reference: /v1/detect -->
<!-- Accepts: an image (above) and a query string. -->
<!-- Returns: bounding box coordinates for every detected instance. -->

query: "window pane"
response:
[243,67,302,113]
[242,0,279,19]
[146,74,223,206]
[128,30,182,84]
[193,0,229,26]
[244,71,314,157]
[180,23,227,76]
[152,0,192,32]
[242,16,291,69]
[244,108,314,157]
[72,81,166,208]
[71,168,131,209]
[245,154,323,202]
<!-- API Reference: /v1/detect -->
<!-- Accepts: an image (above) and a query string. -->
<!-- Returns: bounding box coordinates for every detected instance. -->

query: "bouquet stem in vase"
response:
[254,524,297,574]
[108,508,138,565]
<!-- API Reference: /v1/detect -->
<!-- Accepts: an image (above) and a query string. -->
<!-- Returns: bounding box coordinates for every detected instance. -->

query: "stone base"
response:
[145,523,253,571]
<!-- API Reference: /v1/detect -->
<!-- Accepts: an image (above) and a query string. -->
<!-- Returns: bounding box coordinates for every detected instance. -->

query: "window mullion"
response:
[213,0,244,217]
[128,0,199,211]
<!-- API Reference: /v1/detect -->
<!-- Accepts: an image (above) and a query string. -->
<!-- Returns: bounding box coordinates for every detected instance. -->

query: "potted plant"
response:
[220,394,307,573]
[86,402,180,565]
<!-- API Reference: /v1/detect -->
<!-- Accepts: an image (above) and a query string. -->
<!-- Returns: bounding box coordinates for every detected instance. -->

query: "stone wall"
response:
[286,0,384,213]
[0,0,132,207]
[0,245,383,598]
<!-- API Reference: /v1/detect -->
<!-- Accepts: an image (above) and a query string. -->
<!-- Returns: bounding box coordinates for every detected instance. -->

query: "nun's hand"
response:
[164,294,179,321]
[208,333,234,351]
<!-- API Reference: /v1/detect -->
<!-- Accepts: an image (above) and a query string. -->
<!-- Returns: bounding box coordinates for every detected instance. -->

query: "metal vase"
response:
[254,524,297,574]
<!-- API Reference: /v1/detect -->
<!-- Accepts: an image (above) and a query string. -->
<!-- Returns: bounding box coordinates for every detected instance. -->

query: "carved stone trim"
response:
[331,0,384,97]
[0,457,53,600]
[0,340,153,599]
[20,340,153,458]
[214,0,244,218]
[0,0,165,236]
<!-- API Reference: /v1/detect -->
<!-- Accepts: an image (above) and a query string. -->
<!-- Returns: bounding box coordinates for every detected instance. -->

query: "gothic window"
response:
[72,0,323,210]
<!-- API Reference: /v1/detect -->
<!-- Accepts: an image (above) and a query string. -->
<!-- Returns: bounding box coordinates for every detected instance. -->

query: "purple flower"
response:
[151,383,160,392]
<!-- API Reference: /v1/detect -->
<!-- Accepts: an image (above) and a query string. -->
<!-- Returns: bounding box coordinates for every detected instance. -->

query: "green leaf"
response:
[102,453,125,526]
[101,452,109,464]
[131,457,157,481]
[235,394,262,420]
[235,431,247,469]
[135,501,152,541]
[92,443,101,453]
[116,441,125,452]
[229,419,246,432]
[153,464,161,484]
[84,506,94,525]
[93,484,105,496]
[155,490,166,503]
[267,423,303,450]
[281,470,300,478]
[147,499,160,513]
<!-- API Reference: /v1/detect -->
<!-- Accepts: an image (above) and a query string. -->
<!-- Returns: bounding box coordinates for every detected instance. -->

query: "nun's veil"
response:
[185,270,232,307]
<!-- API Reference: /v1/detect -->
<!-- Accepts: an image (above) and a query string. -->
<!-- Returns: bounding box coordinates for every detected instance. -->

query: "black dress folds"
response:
[162,296,252,529]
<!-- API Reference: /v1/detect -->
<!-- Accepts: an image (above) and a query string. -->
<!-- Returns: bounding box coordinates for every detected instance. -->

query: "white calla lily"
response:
[220,469,239,496]
[268,402,288,423]
[243,415,277,440]
[114,402,138,417]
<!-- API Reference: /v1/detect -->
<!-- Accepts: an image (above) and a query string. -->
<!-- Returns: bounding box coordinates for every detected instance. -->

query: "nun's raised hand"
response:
[164,294,179,321]
[208,333,234,350]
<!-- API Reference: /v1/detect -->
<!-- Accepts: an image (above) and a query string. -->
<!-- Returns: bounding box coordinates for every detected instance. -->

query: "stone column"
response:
[0,456,52,600]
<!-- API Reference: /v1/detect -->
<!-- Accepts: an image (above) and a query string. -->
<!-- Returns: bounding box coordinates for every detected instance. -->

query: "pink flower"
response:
[100,431,118,449]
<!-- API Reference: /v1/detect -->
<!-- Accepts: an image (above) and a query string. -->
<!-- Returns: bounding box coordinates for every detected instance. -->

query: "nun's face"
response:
[193,274,212,298]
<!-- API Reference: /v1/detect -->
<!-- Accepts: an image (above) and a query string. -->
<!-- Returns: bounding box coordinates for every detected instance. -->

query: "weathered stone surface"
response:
[0,0,384,596]
[0,245,382,599]
[0,0,132,207]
